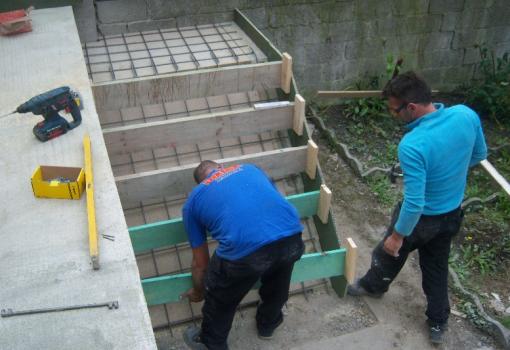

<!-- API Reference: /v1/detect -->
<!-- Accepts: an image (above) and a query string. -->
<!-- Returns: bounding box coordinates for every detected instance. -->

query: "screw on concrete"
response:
[1,301,119,318]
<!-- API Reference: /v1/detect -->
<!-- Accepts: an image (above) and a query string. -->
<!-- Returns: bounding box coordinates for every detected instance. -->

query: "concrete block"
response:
[463,46,481,65]
[391,0,429,15]
[176,12,233,27]
[98,22,128,36]
[127,18,177,32]
[429,0,464,14]
[325,1,356,23]
[463,0,495,9]
[420,68,443,86]
[73,0,97,42]
[96,0,148,24]
[375,17,403,37]
[404,14,442,34]
[484,4,510,27]
[304,43,344,64]
[441,66,473,85]
[451,30,479,49]
[419,31,454,51]
[327,21,357,42]
[441,12,460,32]
[243,7,267,28]
[345,39,384,60]
[452,27,510,49]
[355,0,392,20]
[421,49,463,68]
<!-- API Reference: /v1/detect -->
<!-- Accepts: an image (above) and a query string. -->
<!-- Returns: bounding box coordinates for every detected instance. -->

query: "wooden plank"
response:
[142,248,346,305]
[293,94,305,136]
[103,105,294,155]
[116,146,308,207]
[481,159,510,196]
[93,62,282,111]
[316,90,440,99]
[234,9,282,61]
[306,140,318,180]
[281,53,292,94]
[343,237,357,284]
[129,191,320,253]
[83,135,99,270]
[317,184,332,224]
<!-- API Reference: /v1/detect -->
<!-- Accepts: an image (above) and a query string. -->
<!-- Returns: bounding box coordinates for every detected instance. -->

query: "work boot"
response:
[257,316,283,340]
[183,326,208,350]
[347,279,383,298]
[428,321,447,345]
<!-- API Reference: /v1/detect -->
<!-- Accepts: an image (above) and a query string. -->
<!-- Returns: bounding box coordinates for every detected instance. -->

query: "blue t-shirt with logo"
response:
[182,164,303,260]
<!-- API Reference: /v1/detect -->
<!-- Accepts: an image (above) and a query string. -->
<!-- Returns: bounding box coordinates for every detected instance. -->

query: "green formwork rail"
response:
[142,248,346,306]
[129,191,320,254]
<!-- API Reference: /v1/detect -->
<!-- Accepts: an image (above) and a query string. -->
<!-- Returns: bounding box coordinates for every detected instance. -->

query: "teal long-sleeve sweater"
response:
[394,103,488,236]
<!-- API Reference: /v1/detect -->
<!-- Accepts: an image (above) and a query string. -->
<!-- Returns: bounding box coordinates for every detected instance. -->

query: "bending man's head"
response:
[383,71,434,122]
[193,160,221,184]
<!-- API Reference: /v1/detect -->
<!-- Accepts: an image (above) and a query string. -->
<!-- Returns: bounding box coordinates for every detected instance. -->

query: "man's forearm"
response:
[191,265,207,295]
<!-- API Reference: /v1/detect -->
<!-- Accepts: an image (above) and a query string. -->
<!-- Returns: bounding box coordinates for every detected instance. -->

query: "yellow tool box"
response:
[31,165,85,200]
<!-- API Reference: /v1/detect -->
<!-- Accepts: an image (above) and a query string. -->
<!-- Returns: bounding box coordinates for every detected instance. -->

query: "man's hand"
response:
[383,231,404,257]
[181,287,204,302]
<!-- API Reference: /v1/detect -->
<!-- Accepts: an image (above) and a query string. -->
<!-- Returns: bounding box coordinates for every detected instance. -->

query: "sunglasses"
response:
[389,102,408,115]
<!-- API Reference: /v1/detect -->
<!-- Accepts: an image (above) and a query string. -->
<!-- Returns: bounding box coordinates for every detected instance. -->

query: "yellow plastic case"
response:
[31,165,85,200]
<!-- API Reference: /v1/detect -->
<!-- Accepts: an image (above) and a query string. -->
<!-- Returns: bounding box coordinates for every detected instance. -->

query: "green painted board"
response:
[142,248,346,306]
[129,191,320,254]
[234,9,282,62]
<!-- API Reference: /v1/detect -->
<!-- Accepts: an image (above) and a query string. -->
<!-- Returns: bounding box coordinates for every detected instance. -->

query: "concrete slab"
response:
[0,7,156,350]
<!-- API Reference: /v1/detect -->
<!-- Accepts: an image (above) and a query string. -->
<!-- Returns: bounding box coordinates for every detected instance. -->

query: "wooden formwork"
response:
[88,9,356,329]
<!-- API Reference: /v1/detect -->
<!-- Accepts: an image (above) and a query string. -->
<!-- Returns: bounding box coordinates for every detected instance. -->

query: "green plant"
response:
[464,46,510,126]
[366,174,401,207]
[459,301,489,329]
[460,243,498,275]
[500,316,510,329]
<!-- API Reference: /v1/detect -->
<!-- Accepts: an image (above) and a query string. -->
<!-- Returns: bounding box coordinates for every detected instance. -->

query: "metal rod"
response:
[1,301,119,318]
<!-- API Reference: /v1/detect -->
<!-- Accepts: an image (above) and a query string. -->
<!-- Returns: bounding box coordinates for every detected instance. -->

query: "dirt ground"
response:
[153,132,500,350]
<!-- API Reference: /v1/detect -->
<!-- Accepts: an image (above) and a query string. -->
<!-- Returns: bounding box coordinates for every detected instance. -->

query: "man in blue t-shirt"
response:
[181,160,304,350]
[347,71,487,345]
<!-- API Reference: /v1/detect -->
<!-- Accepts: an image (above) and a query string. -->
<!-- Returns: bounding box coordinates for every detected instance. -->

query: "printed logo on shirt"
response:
[203,164,242,185]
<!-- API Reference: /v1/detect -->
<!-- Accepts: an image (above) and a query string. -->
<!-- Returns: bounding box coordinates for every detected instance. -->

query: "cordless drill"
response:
[7,86,83,142]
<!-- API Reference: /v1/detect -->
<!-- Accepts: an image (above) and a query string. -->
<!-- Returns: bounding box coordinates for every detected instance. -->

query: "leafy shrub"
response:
[464,46,510,126]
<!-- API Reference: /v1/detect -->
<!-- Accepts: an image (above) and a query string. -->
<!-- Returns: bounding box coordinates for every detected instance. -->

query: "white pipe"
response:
[480,159,510,196]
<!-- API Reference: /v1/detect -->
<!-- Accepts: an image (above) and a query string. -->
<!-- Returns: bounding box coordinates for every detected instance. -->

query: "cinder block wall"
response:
[76,0,510,94]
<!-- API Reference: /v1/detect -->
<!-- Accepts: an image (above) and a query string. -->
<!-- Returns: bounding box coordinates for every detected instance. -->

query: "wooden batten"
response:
[306,139,318,180]
[317,184,332,224]
[281,53,292,94]
[293,94,305,136]
[343,237,358,284]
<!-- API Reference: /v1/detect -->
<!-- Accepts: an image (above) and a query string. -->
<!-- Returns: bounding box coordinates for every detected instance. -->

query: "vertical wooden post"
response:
[306,139,318,180]
[343,237,358,284]
[293,94,305,136]
[84,135,99,270]
[281,52,292,94]
[317,184,332,224]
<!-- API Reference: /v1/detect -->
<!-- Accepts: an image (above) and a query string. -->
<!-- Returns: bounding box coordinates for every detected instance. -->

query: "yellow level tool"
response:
[83,135,99,270]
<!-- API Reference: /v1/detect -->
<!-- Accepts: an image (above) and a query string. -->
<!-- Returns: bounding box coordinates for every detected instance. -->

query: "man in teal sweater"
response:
[348,71,487,344]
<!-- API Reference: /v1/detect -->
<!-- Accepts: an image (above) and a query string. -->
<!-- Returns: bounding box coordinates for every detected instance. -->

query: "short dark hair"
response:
[193,160,219,184]
[382,71,432,104]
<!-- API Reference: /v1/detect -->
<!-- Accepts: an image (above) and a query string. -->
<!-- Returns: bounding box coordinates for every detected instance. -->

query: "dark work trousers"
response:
[359,203,463,326]
[200,233,305,350]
